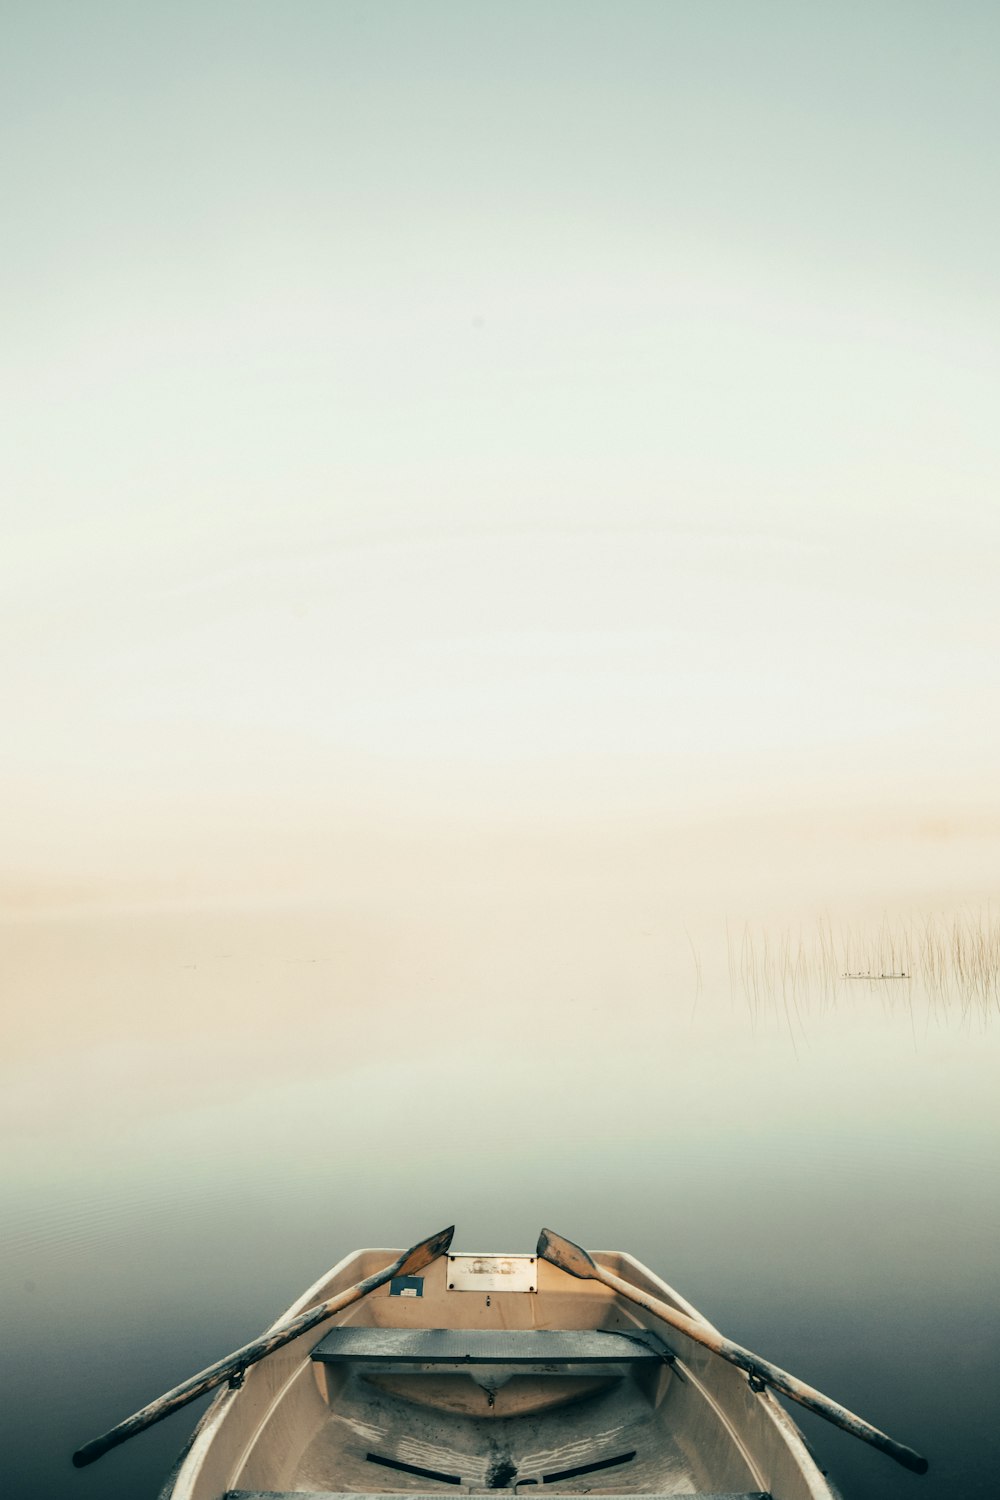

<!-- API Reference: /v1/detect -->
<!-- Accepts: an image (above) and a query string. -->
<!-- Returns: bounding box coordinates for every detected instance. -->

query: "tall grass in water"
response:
[730,908,1000,1019]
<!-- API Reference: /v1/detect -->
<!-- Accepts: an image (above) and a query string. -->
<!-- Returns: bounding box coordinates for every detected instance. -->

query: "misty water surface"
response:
[6,7,1000,1500]
[3,855,999,1500]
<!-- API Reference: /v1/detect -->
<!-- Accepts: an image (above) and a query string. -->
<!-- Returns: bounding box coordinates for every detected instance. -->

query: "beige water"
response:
[3,815,999,1500]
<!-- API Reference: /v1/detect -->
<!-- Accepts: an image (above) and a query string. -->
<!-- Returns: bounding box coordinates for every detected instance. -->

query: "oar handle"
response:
[73,1225,454,1469]
[72,1301,330,1468]
[537,1228,928,1477]
[710,1337,929,1475]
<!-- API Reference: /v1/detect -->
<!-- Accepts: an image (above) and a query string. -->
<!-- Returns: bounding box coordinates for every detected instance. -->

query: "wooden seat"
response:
[309,1328,665,1366]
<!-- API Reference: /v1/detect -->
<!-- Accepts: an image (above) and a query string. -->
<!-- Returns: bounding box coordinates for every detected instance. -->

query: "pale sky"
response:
[4,2,999,896]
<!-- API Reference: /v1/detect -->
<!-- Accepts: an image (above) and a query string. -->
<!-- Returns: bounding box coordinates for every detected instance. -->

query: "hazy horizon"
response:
[5,4,1000,927]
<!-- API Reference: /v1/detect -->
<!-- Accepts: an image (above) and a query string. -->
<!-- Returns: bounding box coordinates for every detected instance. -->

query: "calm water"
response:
[3,887,999,1500]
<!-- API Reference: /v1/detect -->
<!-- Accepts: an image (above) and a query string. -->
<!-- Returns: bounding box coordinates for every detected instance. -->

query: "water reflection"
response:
[731,910,1000,1023]
[2,893,999,1500]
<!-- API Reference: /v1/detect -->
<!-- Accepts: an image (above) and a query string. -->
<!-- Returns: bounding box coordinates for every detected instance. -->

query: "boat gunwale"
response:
[162,1247,837,1500]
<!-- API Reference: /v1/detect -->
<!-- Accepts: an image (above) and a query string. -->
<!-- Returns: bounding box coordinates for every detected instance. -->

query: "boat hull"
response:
[162,1248,836,1500]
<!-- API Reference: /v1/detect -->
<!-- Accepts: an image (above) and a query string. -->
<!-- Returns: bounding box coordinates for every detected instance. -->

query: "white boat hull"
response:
[162,1248,836,1500]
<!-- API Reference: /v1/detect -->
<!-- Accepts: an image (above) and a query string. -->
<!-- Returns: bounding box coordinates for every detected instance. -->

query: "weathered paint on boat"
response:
[161,1248,837,1500]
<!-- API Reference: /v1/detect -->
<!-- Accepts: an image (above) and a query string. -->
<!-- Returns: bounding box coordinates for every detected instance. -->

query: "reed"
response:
[729,907,1000,1015]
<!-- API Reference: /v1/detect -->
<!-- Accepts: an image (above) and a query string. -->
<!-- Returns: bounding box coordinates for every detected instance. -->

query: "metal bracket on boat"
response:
[747,1372,767,1393]
[616,1329,687,1381]
[661,1351,686,1382]
[227,1368,246,1390]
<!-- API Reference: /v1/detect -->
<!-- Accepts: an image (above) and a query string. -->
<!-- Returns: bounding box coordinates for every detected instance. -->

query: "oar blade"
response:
[540,1228,929,1478]
[536,1227,599,1280]
[71,1225,456,1470]
[396,1224,455,1276]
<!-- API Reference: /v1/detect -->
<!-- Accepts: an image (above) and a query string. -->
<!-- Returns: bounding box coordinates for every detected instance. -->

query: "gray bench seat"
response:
[309,1328,665,1366]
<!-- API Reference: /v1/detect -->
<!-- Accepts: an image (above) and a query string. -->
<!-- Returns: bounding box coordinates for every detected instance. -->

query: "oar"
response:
[73,1224,454,1469]
[537,1228,928,1476]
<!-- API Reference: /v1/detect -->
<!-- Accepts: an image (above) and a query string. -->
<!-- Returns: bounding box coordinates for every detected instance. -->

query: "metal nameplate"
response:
[446,1254,537,1293]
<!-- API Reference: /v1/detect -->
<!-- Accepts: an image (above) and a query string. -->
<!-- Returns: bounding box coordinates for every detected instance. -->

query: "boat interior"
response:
[192,1251,818,1500]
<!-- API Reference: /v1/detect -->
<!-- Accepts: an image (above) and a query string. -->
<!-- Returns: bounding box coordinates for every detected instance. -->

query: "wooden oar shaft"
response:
[73,1225,453,1470]
[599,1262,926,1474]
[537,1229,928,1477]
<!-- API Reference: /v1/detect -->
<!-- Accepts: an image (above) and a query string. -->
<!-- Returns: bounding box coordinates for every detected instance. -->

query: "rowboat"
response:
[73,1227,927,1498]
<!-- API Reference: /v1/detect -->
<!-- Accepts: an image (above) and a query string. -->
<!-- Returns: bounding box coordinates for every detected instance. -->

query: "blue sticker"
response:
[389,1276,423,1298]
